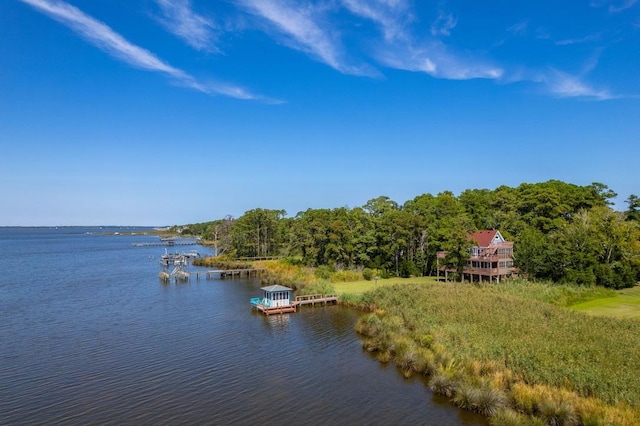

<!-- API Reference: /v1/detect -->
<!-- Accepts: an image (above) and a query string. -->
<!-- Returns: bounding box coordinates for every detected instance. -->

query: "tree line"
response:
[177,180,640,288]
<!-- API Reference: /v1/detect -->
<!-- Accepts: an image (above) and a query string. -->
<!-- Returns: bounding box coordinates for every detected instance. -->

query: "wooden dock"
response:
[253,304,298,315]
[252,294,339,316]
[160,268,266,283]
[293,294,339,307]
[134,240,199,247]
[192,268,266,280]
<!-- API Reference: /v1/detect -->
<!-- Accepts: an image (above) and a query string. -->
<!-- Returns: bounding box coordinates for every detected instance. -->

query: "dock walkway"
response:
[293,294,339,307]
[192,268,266,280]
[160,268,266,283]
[134,240,199,247]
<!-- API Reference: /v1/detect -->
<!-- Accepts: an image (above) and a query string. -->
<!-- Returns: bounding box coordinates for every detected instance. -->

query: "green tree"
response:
[438,213,474,282]
[513,227,549,279]
[625,194,640,222]
[363,196,401,274]
[232,208,286,257]
[552,207,640,288]
[403,193,438,276]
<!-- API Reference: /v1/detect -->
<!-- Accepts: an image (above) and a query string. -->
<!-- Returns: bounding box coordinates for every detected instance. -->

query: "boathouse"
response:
[260,285,292,307]
[251,285,297,314]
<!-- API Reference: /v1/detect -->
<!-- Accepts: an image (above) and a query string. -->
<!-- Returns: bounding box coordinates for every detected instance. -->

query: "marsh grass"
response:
[251,259,367,292]
[429,372,458,398]
[473,279,616,307]
[538,398,579,426]
[352,282,640,424]
[490,409,546,426]
[453,384,508,417]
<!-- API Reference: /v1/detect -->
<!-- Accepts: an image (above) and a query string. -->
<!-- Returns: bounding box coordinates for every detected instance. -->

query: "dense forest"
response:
[177,181,640,289]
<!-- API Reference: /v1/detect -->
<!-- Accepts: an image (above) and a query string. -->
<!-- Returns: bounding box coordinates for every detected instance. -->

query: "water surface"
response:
[0,227,486,425]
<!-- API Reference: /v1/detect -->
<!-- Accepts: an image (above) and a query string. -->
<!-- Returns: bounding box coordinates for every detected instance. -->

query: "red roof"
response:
[470,230,499,247]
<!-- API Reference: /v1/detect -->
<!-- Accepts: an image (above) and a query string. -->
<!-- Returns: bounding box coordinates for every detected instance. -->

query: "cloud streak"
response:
[20,0,622,102]
[591,0,639,13]
[431,12,458,37]
[238,0,375,76]
[154,0,218,52]
[378,41,504,80]
[19,0,262,100]
[540,70,613,100]
[340,0,501,80]
[341,0,412,41]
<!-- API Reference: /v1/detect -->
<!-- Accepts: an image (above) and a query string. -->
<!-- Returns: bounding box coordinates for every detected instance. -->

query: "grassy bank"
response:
[202,258,640,423]
[349,282,640,425]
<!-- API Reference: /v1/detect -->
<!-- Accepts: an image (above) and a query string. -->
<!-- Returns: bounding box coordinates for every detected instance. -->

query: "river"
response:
[0,227,486,425]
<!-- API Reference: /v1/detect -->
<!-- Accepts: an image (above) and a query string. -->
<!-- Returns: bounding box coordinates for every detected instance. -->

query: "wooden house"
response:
[437,230,518,282]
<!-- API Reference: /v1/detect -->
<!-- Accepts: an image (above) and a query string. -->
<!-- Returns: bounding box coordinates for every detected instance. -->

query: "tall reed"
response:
[352,281,640,424]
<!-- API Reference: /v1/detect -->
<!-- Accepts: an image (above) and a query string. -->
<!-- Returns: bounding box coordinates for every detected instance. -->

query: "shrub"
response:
[362,268,373,281]
[490,409,546,426]
[538,398,579,426]
[474,387,509,417]
[330,269,361,282]
[417,348,438,376]
[393,337,422,376]
[283,256,304,266]
[429,373,458,398]
[453,385,482,412]
[416,333,434,349]
[299,280,335,296]
[453,384,508,417]
[354,313,382,337]
[315,265,334,279]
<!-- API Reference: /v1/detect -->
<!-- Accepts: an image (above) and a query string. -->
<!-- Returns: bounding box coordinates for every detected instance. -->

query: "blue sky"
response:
[2,0,639,226]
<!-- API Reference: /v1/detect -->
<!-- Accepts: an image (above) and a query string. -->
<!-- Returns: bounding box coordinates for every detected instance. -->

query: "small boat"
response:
[159,250,187,266]
[181,249,200,259]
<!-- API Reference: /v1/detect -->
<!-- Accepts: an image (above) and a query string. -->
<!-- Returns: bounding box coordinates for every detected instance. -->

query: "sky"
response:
[1,0,639,226]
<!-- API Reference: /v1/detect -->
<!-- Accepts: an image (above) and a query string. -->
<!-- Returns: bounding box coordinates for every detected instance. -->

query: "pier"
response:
[160,268,266,283]
[134,239,199,247]
[253,304,298,315]
[192,268,266,280]
[251,292,339,316]
[293,294,339,307]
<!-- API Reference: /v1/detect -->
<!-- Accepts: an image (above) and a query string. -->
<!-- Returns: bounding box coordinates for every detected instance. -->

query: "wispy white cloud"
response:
[430,12,457,37]
[377,41,503,80]
[503,67,614,100]
[556,33,601,45]
[19,0,264,100]
[20,0,622,102]
[341,0,412,41]
[341,1,500,80]
[238,0,375,76]
[591,0,638,13]
[540,70,613,99]
[507,21,528,36]
[154,0,218,52]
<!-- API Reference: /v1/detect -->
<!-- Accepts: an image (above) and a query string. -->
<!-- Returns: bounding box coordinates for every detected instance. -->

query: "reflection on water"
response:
[0,227,486,425]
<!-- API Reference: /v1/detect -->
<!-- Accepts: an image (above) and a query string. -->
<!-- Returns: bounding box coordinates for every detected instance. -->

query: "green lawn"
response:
[333,276,438,295]
[571,286,640,319]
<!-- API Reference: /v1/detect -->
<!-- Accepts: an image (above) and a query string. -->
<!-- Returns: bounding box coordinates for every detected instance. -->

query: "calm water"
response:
[0,227,486,425]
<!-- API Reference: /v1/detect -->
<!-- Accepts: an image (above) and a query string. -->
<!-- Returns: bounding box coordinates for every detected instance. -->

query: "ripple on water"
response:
[0,228,487,425]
